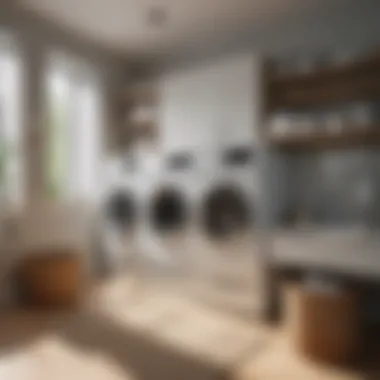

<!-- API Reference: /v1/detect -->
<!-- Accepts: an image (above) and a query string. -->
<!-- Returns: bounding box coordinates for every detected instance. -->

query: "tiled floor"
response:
[0,276,266,380]
[0,276,377,380]
[126,231,267,317]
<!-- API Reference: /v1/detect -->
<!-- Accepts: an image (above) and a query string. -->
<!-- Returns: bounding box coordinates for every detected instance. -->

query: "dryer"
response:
[137,150,201,285]
[192,146,265,316]
[95,153,140,276]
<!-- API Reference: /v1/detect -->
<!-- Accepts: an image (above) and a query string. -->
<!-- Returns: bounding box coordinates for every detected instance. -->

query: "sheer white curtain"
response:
[0,34,23,208]
[45,53,103,204]
[68,79,103,202]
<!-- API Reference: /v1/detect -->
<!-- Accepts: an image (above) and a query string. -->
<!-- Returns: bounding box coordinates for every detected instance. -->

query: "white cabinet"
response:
[159,54,262,157]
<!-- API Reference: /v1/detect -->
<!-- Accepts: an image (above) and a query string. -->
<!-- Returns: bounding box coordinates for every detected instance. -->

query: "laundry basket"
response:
[16,200,92,308]
[18,249,82,308]
[284,277,360,365]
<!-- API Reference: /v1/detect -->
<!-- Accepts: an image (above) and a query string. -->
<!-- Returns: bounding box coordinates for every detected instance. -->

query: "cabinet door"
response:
[160,54,260,153]
[212,56,258,148]
[160,69,218,156]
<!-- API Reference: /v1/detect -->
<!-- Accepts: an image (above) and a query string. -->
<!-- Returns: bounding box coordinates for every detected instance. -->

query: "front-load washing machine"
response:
[95,153,141,277]
[192,146,266,316]
[136,150,201,287]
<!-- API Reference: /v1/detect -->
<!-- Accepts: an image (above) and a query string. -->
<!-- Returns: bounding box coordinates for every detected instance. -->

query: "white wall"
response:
[159,53,262,168]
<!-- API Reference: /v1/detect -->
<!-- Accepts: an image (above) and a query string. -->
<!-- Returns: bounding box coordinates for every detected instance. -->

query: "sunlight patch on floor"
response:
[95,276,264,368]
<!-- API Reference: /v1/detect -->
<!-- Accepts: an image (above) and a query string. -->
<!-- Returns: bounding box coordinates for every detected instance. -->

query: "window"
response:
[0,33,23,207]
[45,53,103,202]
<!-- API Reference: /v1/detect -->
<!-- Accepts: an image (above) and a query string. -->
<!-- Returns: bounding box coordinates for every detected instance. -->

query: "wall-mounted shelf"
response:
[269,126,380,152]
[120,85,157,107]
[115,82,159,148]
[129,121,157,141]
[267,52,380,111]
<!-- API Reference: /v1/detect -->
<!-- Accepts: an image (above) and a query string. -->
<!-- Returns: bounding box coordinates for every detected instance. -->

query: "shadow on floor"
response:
[0,308,62,354]
[0,304,379,380]
[54,308,237,380]
[53,308,380,380]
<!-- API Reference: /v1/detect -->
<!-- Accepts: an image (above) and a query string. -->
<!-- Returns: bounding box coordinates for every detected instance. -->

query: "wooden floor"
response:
[0,276,378,380]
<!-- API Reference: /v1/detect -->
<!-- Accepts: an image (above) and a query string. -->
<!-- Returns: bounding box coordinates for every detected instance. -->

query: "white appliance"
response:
[190,146,264,316]
[136,150,202,282]
[96,153,141,275]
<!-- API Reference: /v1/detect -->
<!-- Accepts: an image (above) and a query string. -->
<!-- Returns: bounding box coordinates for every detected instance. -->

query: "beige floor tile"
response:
[0,276,376,380]
[236,332,369,380]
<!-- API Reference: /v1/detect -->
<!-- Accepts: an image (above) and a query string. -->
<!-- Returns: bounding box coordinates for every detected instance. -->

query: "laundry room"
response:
[0,0,380,379]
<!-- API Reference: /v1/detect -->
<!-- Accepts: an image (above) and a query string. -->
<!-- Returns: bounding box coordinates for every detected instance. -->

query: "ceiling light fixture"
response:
[146,5,168,28]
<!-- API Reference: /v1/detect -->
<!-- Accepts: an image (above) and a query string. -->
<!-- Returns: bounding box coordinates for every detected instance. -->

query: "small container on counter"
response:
[270,112,323,137]
[344,102,375,128]
[269,113,293,136]
[292,113,317,135]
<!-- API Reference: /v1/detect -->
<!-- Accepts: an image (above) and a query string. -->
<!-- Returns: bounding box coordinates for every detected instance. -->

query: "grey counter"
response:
[271,227,380,281]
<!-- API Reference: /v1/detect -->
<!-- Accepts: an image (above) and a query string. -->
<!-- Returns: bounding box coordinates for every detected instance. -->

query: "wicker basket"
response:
[284,282,360,365]
[17,249,83,308]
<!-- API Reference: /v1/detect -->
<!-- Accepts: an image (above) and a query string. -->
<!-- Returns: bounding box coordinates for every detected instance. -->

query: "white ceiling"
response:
[17,0,338,60]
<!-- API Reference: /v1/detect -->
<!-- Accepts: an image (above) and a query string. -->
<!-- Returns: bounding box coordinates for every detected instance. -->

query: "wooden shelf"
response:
[269,126,380,152]
[269,77,380,110]
[120,86,158,107]
[269,52,380,88]
[267,52,380,110]
[129,121,157,141]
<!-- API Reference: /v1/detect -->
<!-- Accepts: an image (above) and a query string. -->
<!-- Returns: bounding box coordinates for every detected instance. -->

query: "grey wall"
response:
[260,151,296,226]
[290,150,380,226]
[265,148,380,227]
[0,2,128,203]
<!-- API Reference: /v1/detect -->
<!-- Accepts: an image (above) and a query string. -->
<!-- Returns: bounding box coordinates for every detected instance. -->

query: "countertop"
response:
[271,227,380,280]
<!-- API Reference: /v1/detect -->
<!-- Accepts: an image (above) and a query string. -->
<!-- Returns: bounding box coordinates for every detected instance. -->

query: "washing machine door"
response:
[150,186,188,232]
[95,189,138,276]
[136,181,193,284]
[203,185,252,238]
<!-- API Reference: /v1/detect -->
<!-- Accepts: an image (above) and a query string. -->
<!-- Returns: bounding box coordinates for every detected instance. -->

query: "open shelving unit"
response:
[115,83,159,149]
[264,50,380,327]
[268,52,380,109]
[270,125,380,152]
[266,50,380,151]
